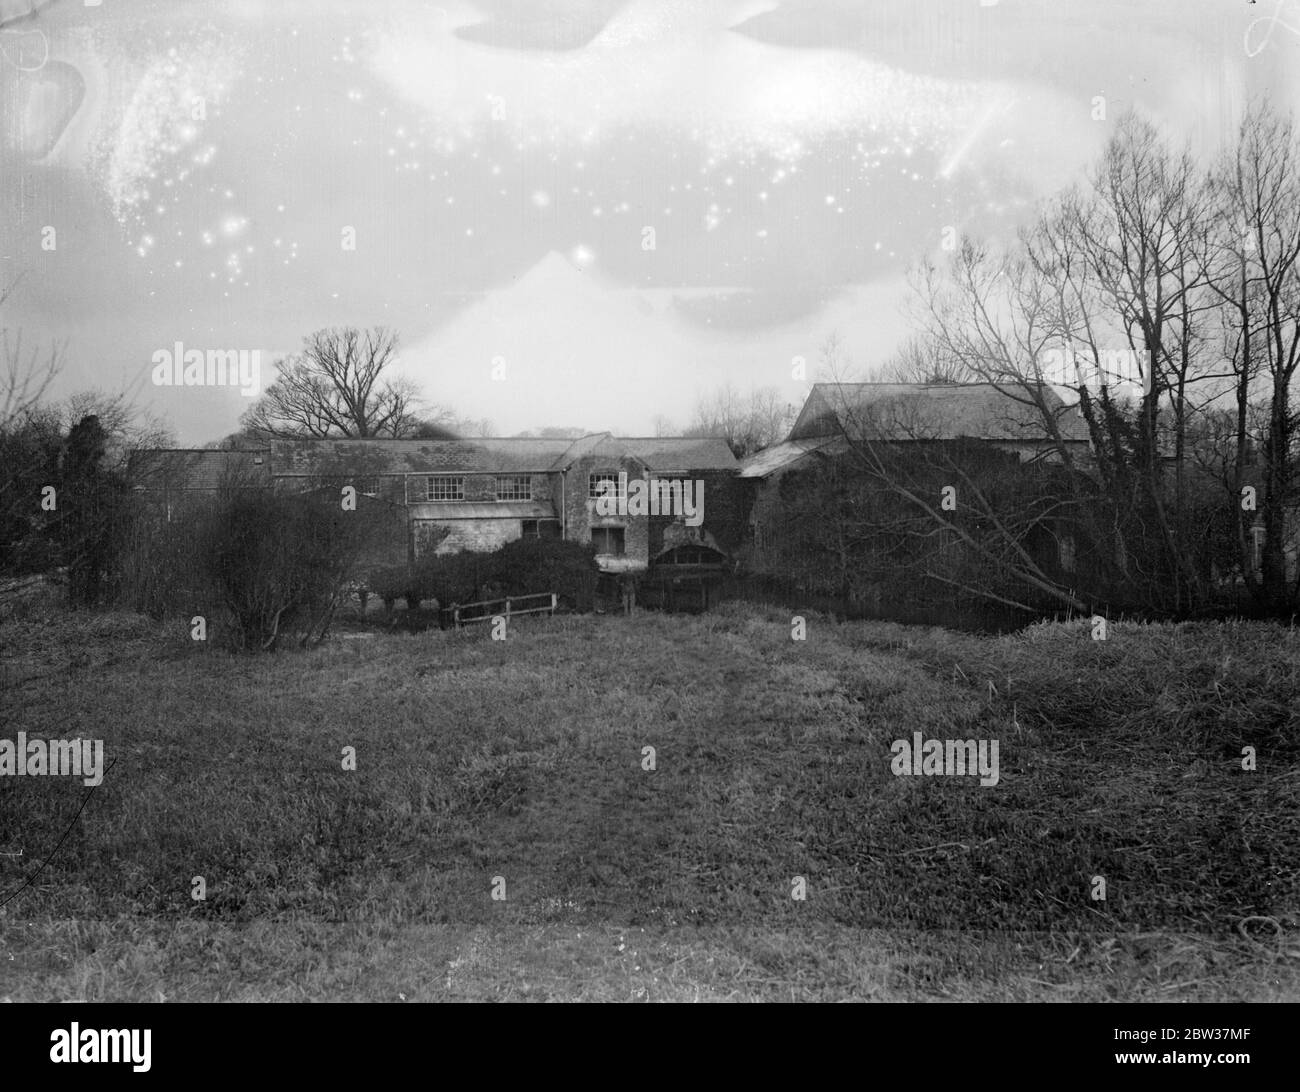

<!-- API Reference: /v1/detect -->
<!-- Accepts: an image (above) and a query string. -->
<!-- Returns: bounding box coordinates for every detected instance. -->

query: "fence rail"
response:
[448,592,557,627]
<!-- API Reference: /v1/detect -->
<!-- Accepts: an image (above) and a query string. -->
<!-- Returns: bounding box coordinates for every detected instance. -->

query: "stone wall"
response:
[559,456,651,570]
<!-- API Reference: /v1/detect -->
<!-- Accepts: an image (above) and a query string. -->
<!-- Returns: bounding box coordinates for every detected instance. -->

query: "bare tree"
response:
[901,113,1239,616]
[875,335,974,384]
[1205,103,1300,610]
[748,387,796,446]
[686,382,793,457]
[240,326,422,439]
[62,390,174,471]
[1,279,68,591]
[405,418,460,440]
[1059,114,1217,590]
[813,384,1094,615]
[1,279,64,430]
[762,108,1300,620]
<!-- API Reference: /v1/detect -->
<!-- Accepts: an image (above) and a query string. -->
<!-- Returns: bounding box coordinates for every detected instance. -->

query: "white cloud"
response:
[401,250,909,434]
[368,0,994,163]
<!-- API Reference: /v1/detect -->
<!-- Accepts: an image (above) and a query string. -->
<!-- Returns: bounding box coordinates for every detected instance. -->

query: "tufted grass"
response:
[1,602,1296,1001]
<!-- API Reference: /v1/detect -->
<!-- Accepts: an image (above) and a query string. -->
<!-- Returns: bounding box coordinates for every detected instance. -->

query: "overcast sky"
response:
[2,0,1297,443]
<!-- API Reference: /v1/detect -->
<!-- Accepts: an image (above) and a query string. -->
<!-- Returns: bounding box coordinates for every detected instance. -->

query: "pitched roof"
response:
[268,437,575,474]
[128,449,272,490]
[738,437,843,479]
[620,437,739,472]
[266,434,738,474]
[130,434,739,489]
[788,383,1091,444]
[552,432,646,468]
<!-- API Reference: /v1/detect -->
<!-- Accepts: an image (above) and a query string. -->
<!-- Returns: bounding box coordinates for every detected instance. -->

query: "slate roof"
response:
[619,437,738,472]
[267,434,737,475]
[555,432,639,467]
[788,383,1092,444]
[128,449,272,490]
[268,437,573,474]
[738,437,844,479]
[130,433,739,490]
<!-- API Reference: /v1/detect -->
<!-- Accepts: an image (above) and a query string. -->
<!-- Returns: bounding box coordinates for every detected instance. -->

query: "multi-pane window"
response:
[424,475,464,501]
[589,471,623,500]
[495,475,532,501]
[591,527,625,556]
[353,476,380,497]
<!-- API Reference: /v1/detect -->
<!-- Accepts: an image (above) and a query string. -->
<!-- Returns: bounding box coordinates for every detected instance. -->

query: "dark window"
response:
[522,519,561,540]
[591,527,625,555]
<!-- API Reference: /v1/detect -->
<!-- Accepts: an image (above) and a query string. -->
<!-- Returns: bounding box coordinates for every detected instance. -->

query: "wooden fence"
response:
[445,591,557,628]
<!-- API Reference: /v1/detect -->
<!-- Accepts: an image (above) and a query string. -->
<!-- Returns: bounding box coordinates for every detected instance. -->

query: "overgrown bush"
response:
[118,477,394,649]
[0,407,64,575]
[369,551,483,610]
[1,412,133,606]
[367,564,413,608]
[369,537,598,614]
[117,496,207,618]
[483,537,597,612]
[200,486,393,649]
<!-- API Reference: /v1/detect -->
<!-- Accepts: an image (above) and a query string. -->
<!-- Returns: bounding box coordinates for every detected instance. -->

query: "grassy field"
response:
[1,599,1298,1001]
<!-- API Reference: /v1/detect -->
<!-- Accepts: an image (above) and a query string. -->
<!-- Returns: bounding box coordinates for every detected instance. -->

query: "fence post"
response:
[505,597,512,620]
[551,593,557,615]
[454,606,460,627]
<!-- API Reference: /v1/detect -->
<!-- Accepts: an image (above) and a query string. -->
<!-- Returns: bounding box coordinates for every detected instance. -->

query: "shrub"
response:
[198,489,362,648]
[368,551,485,611]
[117,495,207,618]
[368,564,415,609]
[419,550,489,608]
[484,537,598,612]
[370,539,599,615]
[117,480,392,649]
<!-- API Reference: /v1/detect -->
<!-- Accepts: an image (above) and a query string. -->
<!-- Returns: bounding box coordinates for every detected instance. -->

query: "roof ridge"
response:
[129,446,269,453]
